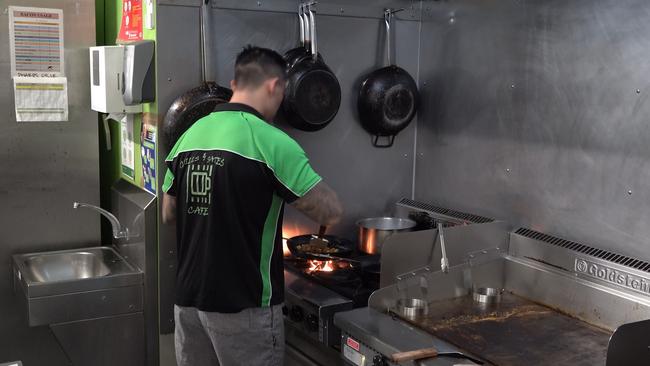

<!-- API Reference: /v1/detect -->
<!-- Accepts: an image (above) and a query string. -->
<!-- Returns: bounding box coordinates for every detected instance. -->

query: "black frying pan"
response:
[286,234,354,260]
[282,4,341,132]
[357,9,419,148]
[162,0,232,151]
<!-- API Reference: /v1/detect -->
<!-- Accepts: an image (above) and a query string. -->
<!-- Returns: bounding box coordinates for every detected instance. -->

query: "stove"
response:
[282,199,492,365]
[283,253,379,349]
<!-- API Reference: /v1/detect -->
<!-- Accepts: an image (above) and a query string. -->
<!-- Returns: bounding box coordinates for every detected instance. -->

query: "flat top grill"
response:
[394,292,610,366]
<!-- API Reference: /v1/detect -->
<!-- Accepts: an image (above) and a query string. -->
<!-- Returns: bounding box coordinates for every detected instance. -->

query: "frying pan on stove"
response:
[162,0,232,151]
[286,234,354,260]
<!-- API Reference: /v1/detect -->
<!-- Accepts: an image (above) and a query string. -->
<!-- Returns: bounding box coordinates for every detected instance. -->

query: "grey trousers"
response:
[174,304,284,366]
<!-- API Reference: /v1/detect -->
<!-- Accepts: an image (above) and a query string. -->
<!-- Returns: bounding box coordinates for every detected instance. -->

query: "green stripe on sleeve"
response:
[260,195,282,307]
[162,168,175,193]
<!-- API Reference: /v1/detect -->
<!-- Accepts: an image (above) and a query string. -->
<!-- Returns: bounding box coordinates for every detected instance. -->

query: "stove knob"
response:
[306,314,319,332]
[282,305,289,316]
[373,355,388,366]
[290,305,304,322]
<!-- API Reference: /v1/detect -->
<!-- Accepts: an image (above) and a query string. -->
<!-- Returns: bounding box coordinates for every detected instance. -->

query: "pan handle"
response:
[384,9,392,66]
[391,347,439,363]
[298,4,305,47]
[308,3,317,60]
[372,135,396,148]
[384,8,404,66]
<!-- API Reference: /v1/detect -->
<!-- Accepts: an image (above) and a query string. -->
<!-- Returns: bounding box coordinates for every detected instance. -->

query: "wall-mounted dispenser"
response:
[122,40,155,105]
[90,46,143,113]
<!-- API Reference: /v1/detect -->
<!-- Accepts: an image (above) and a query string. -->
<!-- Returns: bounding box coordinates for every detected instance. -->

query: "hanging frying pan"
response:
[357,8,420,148]
[282,3,341,132]
[162,0,232,151]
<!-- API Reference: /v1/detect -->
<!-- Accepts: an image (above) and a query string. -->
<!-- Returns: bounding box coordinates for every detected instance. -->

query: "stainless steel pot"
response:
[356,217,417,254]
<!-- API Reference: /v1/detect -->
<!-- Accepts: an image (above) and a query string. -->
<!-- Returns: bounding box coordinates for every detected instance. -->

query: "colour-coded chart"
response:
[8,6,64,77]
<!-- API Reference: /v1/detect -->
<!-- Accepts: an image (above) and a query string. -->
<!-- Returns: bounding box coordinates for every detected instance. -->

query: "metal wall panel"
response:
[0,0,99,363]
[156,3,202,333]
[415,0,650,260]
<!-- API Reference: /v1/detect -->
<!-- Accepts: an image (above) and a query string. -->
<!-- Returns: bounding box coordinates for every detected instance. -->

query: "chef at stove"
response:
[161,45,343,366]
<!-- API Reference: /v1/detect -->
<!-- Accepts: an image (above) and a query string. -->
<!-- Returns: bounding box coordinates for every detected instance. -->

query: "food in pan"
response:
[296,242,339,254]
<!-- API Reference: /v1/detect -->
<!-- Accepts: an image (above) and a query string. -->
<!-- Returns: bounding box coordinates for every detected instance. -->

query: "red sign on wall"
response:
[118,0,143,41]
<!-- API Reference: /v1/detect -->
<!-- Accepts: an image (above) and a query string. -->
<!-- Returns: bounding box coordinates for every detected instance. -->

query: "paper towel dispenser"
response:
[89,46,142,113]
[122,40,155,105]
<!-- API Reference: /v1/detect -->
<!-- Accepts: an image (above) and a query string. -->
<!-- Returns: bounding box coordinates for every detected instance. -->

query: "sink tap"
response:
[73,202,129,239]
[437,222,449,274]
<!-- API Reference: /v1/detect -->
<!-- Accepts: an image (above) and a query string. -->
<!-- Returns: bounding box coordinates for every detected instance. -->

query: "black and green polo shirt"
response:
[162,103,322,313]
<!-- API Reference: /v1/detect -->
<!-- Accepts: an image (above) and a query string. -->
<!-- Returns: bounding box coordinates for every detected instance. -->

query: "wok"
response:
[357,8,419,148]
[162,0,232,151]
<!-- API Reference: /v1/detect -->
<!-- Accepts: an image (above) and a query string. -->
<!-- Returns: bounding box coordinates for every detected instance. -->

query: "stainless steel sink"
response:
[13,246,143,326]
[15,246,137,286]
[23,251,112,282]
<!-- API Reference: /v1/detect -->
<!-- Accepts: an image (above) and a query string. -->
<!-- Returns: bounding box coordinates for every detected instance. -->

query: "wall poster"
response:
[8,6,64,77]
[118,0,143,41]
[13,76,68,121]
[121,114,135,179]
[141,123,156,195]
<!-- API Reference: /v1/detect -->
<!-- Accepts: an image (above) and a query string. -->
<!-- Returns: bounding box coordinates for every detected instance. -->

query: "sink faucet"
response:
[437,222,449,273]
[73,202,129,239]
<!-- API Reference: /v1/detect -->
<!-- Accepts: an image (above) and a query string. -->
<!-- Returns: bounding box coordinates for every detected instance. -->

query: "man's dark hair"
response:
[234,45,287,89]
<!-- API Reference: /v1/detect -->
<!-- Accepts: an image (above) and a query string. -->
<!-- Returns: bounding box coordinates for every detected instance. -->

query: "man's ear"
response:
[268,77,280,94]
[230,79,236,91]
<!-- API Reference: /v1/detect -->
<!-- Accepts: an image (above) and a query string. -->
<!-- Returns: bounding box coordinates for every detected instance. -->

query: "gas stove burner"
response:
[308,262,359,283]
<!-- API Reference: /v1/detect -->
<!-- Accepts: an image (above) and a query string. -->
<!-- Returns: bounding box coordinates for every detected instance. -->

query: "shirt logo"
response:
[186,164,213,216]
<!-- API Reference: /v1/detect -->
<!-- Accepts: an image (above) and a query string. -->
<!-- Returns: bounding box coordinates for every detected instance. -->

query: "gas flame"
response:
[308,260,335,273]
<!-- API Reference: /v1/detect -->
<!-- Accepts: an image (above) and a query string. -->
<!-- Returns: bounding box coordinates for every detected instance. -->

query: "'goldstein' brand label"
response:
[575,258,650,295]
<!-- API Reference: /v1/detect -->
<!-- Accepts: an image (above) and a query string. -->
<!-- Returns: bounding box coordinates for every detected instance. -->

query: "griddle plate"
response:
[396,293,610,366]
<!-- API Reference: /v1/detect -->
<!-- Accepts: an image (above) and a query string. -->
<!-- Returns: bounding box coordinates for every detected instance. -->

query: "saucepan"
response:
[356,217,416,254]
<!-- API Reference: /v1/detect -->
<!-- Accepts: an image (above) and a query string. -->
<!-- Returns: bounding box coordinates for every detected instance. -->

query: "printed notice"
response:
[8,6,65,77]
[13,76,68,122]
[121,114,136,179]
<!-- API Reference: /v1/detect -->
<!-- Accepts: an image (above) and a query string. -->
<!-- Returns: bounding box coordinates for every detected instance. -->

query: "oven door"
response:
[285,321,346,366]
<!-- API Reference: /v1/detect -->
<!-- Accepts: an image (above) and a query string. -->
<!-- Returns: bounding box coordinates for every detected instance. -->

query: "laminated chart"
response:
[8,6,65,77]
[13,77,68,122]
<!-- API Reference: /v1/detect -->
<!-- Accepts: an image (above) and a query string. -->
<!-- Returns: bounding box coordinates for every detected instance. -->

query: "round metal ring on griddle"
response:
[473,287,503,305]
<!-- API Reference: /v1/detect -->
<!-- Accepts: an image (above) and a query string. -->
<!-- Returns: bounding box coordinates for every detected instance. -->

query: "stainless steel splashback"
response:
[381,199,509,287]
[414,0,650,262]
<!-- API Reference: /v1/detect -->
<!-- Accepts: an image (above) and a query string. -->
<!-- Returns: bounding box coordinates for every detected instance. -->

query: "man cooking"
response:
[161,45,343,366]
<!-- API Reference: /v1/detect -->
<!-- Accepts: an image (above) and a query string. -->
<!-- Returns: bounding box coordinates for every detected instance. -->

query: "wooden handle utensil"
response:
[391,347,439,362]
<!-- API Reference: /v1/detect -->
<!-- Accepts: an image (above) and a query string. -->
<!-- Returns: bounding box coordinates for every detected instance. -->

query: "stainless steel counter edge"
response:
[334,307,478,366]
